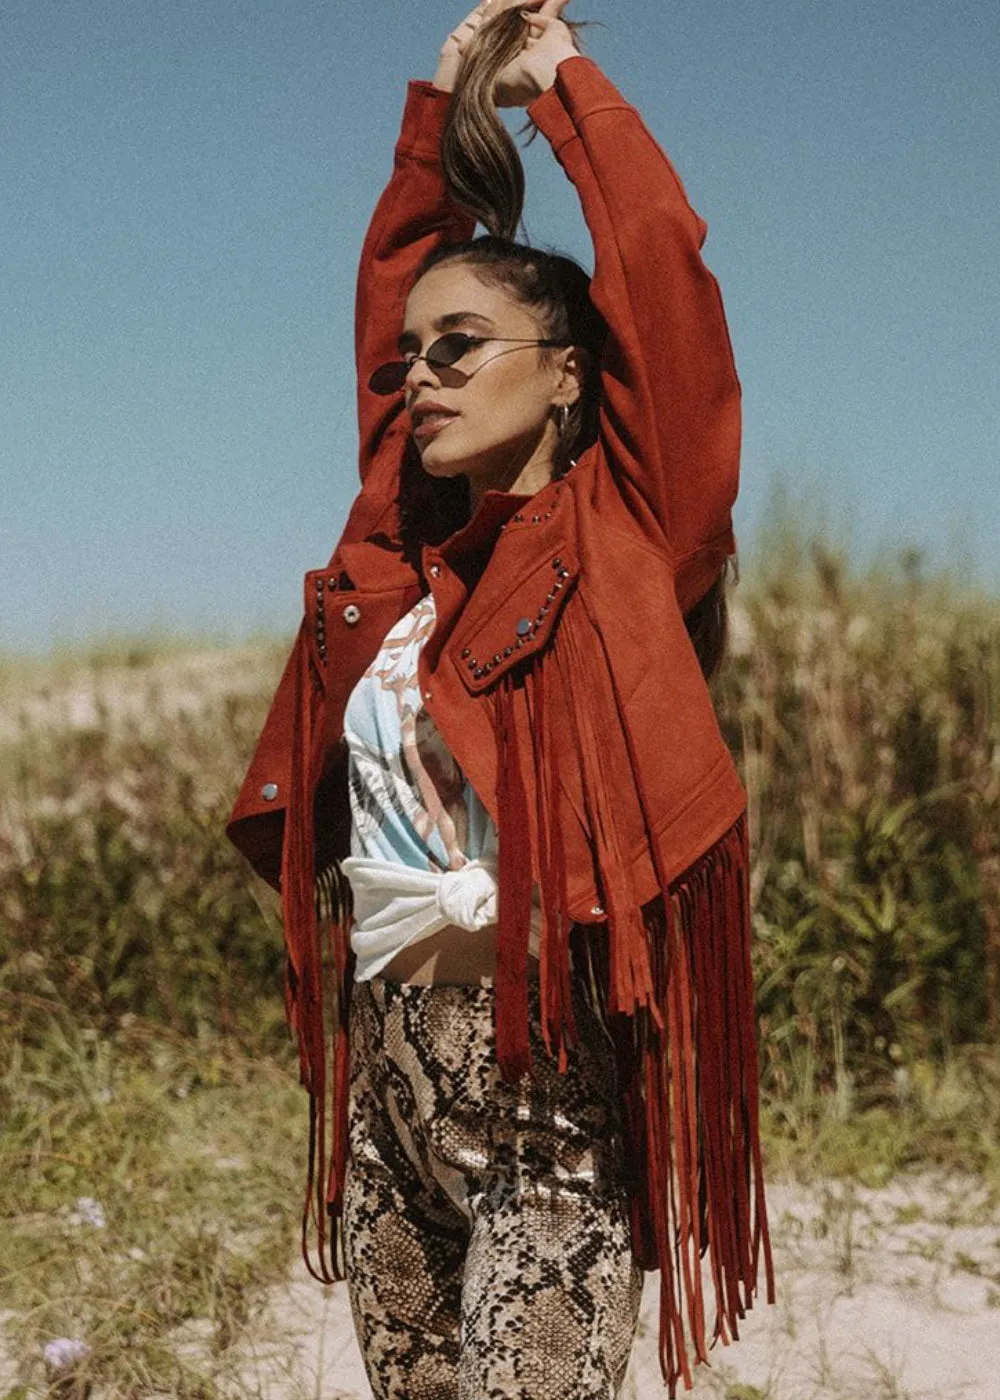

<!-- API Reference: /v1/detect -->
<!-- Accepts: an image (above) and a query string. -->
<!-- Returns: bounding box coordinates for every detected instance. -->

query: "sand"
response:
[223,1173,1000,1400]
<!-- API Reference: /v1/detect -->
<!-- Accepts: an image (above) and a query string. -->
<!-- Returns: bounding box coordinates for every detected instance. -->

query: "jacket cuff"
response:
[527,71,577,152]
[396,80,454,161]
[528,55,632,144]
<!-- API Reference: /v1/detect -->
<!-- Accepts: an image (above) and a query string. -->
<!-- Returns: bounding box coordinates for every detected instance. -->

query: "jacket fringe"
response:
[492,597,774,1396]
[493,664,536,1080]
[281,637,354,1286]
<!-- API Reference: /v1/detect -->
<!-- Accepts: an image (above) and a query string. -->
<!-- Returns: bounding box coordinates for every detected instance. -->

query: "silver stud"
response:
[261,783,279,802]
[503,645,512,657]
[327,578,337,591]
[461,648,471,659]
[552,557,562,568]
[429,563,440,578]
[591,904,605,917]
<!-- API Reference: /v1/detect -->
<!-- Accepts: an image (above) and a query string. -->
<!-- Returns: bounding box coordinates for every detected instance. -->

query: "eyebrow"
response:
[397,311,496,353]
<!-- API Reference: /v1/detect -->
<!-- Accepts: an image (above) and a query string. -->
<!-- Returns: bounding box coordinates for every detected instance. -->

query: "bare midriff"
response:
[380,922,539,986]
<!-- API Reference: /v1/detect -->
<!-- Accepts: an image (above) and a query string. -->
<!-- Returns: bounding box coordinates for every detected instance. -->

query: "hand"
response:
[434,0,546,94]
[495,4,580,108]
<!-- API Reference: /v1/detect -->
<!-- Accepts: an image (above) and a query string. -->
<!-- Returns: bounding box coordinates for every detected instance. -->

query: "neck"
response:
[466,429,558,516]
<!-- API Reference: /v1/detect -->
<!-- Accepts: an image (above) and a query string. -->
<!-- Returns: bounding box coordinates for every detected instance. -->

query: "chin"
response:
[415,439,473,479]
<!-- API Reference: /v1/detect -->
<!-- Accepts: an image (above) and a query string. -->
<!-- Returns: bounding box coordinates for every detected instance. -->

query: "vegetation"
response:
[715,524,1000,1183]
[1,522,998,1393]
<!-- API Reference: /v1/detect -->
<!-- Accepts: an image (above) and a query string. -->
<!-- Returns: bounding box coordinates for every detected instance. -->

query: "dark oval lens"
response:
[368,361,408,395]
[426,332,476,369]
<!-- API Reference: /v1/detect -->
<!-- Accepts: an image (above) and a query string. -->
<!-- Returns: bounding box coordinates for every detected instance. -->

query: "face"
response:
[400,262,579,491]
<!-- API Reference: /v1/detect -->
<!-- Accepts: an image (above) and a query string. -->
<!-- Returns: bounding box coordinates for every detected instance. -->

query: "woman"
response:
[227,2,774,1395]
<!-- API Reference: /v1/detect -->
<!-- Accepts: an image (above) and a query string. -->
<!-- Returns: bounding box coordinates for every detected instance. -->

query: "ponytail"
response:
[441,8,530,238]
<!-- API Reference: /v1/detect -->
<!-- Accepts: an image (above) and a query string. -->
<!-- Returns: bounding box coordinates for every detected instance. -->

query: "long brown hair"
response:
[441,7,541,239]
[415,7,731,682]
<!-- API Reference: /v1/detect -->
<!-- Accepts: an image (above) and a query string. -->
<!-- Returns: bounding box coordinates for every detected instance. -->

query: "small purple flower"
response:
[68,1197,106,1229]
[43,1337,90,1369]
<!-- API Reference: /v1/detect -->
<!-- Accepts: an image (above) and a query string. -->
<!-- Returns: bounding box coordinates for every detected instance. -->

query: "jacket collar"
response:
[351,473,566,588]
[437,487,533,564]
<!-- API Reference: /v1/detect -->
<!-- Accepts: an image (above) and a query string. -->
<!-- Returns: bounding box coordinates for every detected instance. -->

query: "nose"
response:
[404,353,442,397]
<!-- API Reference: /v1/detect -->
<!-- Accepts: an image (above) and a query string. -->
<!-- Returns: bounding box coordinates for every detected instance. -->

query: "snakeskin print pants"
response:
[343,971,643,1400]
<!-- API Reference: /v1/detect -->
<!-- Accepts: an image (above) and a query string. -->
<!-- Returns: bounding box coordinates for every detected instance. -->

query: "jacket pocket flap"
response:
[450,547,580,694]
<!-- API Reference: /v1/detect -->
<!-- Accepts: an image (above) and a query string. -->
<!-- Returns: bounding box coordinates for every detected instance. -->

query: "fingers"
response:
[446,3,493,54]
[483,0,544,14]
[446,0,561,66]
[523,14,559,35]
[524,9,575,36]
[451,0,540,45]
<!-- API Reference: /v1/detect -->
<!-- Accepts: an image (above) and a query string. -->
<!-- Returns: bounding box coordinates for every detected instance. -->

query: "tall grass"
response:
[0,642,290,1052]
[716,524,1000,1177]
[0,641,298,1396]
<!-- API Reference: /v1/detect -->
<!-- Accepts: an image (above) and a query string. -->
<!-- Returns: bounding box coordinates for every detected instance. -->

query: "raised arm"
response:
[354,81,476,484]
[517,27,741,570]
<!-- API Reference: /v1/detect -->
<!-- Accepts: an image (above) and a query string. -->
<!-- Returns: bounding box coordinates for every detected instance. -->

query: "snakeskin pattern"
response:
[343,972,643,1399]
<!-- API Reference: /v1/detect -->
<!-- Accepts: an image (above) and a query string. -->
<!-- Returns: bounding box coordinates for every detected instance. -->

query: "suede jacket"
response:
[226,57,773,1394]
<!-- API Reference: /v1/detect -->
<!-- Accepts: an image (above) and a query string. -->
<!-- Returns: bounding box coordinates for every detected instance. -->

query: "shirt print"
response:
[342,591,494,874]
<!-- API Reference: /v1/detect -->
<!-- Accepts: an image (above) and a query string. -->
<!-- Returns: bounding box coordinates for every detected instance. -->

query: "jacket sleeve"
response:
[528,57,740,572]
[355,81,477,484]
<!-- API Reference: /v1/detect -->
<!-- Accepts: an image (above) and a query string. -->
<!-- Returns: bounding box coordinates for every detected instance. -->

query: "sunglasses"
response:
[368,332,571,396]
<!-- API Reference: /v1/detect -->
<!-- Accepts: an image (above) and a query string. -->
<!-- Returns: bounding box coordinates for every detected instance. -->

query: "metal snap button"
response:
[343,604,361,625]
[261,783,279,802]
[591,904,605,916]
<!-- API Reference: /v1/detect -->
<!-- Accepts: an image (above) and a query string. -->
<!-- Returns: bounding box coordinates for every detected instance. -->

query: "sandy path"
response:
[228,1173,1000,1399]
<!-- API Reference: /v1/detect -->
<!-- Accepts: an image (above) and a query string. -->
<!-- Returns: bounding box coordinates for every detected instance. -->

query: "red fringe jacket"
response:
[226,56,773,1394]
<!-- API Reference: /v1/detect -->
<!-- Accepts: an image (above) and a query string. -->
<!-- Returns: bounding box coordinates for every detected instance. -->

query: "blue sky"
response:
[3,0,997,654]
